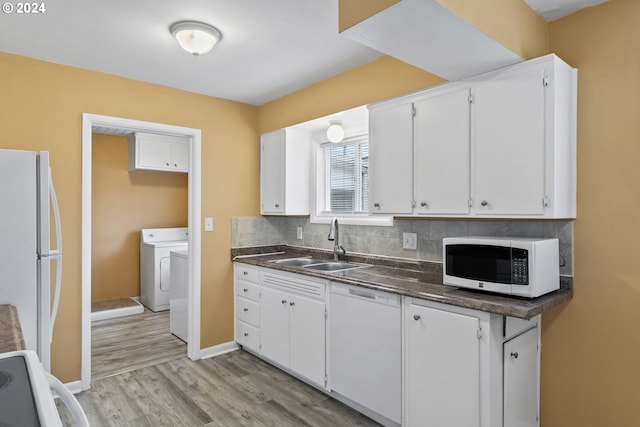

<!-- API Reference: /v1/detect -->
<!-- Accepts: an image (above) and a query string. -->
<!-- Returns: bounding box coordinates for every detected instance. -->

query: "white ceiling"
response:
[0,0,606,107]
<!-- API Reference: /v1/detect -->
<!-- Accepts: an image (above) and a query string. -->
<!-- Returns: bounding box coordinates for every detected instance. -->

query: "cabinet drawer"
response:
[236,298,259,327]
[236,281,260,302]
[236,321,259,352]
[235,265,259,283]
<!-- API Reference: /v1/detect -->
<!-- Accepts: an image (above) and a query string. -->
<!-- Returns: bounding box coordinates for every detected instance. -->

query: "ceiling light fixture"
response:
[326,120,345,143]
[170,21,222,57]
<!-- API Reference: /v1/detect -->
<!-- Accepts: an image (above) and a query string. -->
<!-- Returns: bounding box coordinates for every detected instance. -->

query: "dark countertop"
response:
[0,304,26,353]
[232,245,573,320]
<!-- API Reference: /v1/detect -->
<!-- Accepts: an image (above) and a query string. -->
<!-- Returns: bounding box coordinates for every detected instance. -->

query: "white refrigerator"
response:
[0,149,62,372]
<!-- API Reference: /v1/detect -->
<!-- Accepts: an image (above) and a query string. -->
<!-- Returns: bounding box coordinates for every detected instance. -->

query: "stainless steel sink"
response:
[269,257,330,267]
[302,261,369,272]
[270,257,370,273]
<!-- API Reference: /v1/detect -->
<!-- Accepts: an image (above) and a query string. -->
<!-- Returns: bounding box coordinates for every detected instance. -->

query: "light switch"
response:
[204,217,214,232]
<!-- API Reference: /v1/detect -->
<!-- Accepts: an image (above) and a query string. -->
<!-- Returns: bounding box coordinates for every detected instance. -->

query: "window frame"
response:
[310,132,392,226]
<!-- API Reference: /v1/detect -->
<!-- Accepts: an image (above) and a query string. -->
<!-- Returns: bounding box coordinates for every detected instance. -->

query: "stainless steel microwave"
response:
[443,237,559,298]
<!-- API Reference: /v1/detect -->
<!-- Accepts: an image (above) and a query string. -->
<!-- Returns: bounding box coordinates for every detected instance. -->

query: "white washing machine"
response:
[140,227,188,312]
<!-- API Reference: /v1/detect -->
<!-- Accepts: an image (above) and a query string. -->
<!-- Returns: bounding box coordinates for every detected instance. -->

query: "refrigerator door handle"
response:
[48,168,63,341]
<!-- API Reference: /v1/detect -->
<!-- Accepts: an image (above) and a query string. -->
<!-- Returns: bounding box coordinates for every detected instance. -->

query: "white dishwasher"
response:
[330,282,402,426]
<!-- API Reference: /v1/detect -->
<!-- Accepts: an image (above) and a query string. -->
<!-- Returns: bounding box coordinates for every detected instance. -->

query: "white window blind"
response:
[324,140,368,214]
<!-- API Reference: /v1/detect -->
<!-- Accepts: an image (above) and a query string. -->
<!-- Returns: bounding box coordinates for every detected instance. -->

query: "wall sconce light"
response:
[326,120,345,143]
[170,21,222,57]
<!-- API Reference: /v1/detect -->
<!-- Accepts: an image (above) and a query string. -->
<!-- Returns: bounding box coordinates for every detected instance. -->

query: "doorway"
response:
[81,113,202,390]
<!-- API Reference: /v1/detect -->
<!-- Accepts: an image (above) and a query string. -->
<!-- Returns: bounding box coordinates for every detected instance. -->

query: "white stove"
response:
[0,350,88,426]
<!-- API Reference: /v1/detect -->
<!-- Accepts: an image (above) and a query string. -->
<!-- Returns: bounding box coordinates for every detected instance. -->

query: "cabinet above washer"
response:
[128,132,189,173]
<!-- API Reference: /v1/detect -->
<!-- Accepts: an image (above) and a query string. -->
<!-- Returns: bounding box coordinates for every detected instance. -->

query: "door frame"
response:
[81,113,202,390]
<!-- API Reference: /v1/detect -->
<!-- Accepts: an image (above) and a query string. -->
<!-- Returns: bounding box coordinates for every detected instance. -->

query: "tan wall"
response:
[91,134,188,303]
[258,56,443,134]
[540,1,640,425]
[338,0,400,32]
[0,51,258,381]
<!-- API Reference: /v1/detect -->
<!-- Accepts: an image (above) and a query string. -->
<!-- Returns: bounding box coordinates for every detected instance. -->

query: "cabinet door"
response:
[368,102,414,214]
[137,136,173,170]
[258,286,290,367]
[260,131,285,214]
[289,295,325,387]
[407,304,480,427]
[504,327,539,427]
[170,139,189,172]
[473,67,545,216]
[414,89,471,215]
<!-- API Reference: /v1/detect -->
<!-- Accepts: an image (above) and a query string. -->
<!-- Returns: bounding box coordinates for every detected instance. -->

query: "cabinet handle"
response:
[511,352,519,359]
[243,332,248,337]
[243,271,248,276]
[413,314,421,321]
[243,288,248,292]
[374,203,380,208]
[166,162,170,166]
[290,301,295,307]
[174,163,178,167]
[480,200,488,207]
[281,299,287,304]
[243,308,249,312]
[275,204,280,208]
[420,201,428,208]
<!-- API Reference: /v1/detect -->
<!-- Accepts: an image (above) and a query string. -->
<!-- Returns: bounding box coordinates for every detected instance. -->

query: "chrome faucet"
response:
[328,217,346,261]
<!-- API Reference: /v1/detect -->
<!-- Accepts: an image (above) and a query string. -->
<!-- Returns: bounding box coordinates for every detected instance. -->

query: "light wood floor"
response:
[60,350,380,426]
[66,307,381,426]
[92,308,186,379]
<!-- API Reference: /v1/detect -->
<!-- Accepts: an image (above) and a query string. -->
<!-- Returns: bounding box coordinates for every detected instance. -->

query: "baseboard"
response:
[64,380,83,395]
[91,304,144,322]
[199,341,240,359]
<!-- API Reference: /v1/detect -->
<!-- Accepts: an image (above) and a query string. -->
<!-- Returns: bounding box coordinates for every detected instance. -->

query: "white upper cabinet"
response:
[471,55,576,218]
[368,102,414,214]
[128,132,190,173]
[367,53,577,219]
[260,129,310,215]
[414,87,471,215]
[473,66,545,216]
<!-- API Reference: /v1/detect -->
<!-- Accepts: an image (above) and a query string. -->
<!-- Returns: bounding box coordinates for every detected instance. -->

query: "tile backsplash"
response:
[232,216,574,276]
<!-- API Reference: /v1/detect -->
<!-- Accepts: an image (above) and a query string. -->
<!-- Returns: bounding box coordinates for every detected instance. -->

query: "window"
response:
[322,139,369,214]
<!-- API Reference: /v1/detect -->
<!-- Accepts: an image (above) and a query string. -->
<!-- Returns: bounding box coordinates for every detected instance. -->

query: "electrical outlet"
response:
[403,232,417,250]
[296,226,303,240]
[204,217,214,232]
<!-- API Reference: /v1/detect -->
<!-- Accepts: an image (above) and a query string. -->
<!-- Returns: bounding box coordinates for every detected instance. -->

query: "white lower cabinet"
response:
[504,325,540,427]
[406,303,482,427]
[233,263,542,427]
[259,271,327,388]
[234,265,261,353]
[404,298,541,427]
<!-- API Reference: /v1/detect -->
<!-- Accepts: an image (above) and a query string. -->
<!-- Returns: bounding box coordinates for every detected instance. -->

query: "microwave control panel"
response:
[512,248,529,284]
